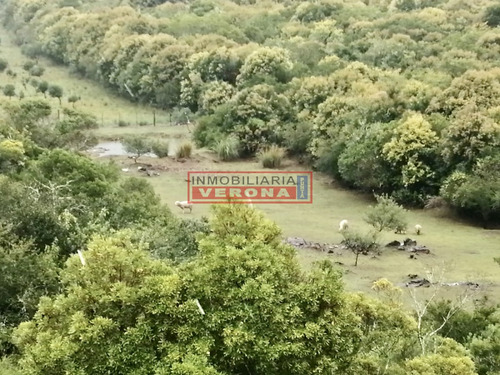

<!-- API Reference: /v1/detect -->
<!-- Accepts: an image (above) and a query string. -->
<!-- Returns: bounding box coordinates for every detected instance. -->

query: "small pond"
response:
[89,141,158,158]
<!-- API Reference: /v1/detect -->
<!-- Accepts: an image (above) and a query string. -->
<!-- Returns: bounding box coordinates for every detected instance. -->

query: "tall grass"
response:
[214,136,240,161]
[258,145,286,169]
[176,141,193,158]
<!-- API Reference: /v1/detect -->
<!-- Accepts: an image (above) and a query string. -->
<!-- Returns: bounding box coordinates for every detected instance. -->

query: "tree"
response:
[67,95,80,107]
[364,194,409,233]
[13,206,364,375]
[441,103,500,169]
[405,338,477,375]
[440,155,500,228]
[3,84,16,99]
[0,58,8,72]
[382,112,441,203]
[484,4,500,27]
[341,230,379,266]
[237,47,293,85]
[122,136,151,162]
[0,238,60,355]
[0,139,25,172]
[469,324,500,375]
[37,81,48,97]
[408,266,477,356]
[48,84,63,105]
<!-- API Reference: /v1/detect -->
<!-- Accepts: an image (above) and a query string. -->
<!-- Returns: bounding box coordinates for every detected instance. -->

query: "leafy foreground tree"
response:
[13,206,363,374]
[12,205,479,375]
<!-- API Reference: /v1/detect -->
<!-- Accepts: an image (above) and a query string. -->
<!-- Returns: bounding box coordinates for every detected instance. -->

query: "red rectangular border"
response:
[187,171,313,204]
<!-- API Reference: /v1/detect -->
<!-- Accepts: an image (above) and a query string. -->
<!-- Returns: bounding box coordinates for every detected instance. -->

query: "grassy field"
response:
[2,25,499,305]
[0,25,172,127]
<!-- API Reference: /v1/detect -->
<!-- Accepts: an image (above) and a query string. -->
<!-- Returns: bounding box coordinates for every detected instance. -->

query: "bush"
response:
[364,194,408,233]
[22,60,36,72]
[258,145,286,169]
[214,136,240,161]
[341,230,379,266]
[176,141,193,158]
[29,65,45,77]
[0,58,8,72]
[118,120,130,127]
[484,5,500,27]
[283,122,312,155]
[151,140,170,158]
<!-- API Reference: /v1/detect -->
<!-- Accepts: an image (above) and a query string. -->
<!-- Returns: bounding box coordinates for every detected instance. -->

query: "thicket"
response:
[0,98,209,357]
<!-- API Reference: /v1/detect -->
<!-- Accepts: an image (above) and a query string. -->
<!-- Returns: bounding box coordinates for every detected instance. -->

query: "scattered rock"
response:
[410,246,430,254]
[441,281,480,288]
[386,240,402,247]
[406,278,431,288]
[403,238,417,246]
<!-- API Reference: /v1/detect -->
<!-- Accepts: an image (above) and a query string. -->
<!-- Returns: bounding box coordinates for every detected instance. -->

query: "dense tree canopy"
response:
[3,0,500,208]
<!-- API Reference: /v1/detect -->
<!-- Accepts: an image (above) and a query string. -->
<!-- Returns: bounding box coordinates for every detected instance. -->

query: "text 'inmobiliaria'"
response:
[187,171,313,204]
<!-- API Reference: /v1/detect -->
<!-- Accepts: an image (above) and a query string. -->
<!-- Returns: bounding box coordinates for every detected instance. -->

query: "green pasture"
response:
[0,27,171,127]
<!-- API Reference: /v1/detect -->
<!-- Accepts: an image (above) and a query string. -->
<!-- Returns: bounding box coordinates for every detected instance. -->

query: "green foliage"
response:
[282,121,312,156]
[36,80,48,96]
[214,135,240,161]
[13,206,364,375]
[364,194,409,233]
[67,94,80,106]
[176,140,193,158]
[338,123,393,191]
[441,103,500,169]
[341,230,379,266]
[484,4,500,27]
[258,144,285,169]
[0,239,60,354]
[425,298,500,346]
[122,136,151,161]
[469,324,500,375]
[47,84,63,104]
[440,154,500,227]
[0,139,25,171]
[0,58,8,72]
[150,139,170,158]
[2,84,16,98]
[28,64,44,77]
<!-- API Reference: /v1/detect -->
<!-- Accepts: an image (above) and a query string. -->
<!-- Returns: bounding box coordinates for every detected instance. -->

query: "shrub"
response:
[29,65,45,77]
[138,121,149,126]
[123,136,151,162]
[364,194,408,233]
[258,145,286,169]
[151,140,170,158]
[484,4,500,27]
[214,136,240,161]
[22,61,36,72]
[176,141,193,158]
[283,122,312,155]
[118,120,130,127]
[0,58,8,72]
[341,230,379,266]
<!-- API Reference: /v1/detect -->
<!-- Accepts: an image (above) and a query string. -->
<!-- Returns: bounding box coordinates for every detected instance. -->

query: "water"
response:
[89,141,157,158]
